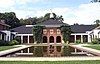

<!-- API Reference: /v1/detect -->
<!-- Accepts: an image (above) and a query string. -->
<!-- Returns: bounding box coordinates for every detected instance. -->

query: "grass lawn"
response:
[0,46,18,51]
[84,45,100,50]
[0,61,100,64]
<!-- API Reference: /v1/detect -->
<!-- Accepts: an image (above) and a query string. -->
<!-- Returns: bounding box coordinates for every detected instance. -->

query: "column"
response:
[21,36,23,44]
[0,34,2,40]
[21,36,23,53]
[47,36,49,44]
[54,46,57,56]
[54,36,56,44]
[75,35,76,43]
[75,49,77,53]
[89,35,92,42]
[21,50,23,53]
[81,35,83,43]
[28,48,29,53]
[28,35,29,44]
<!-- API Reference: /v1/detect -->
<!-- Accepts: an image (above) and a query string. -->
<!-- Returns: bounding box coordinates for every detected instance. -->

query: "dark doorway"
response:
[49,36,54,43]
[83,35,88,42]
[69,35,74,43]
[23,36,28,43]
[56,36,61,43]
[29,36,34,43]
[43,36,47,43]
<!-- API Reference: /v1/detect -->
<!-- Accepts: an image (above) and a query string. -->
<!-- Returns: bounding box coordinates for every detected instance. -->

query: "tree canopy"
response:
[20,13,64,25]
[0,12,21,28]
[33,26,45,43]
[60,25,71,43]
[0,12,64,29]
[91,0,100,3]
[94,19,100,27]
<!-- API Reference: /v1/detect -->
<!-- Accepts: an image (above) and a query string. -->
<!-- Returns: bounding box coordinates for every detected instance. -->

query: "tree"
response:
[94,19,100,27]
[91,0,100,3]
[43,13,64,22]
[60,25,71,44]
[33,26,44,43]
[20,17,38,25]
[63,46,71,56]
[0,12,21,28]
[19,13,64,26]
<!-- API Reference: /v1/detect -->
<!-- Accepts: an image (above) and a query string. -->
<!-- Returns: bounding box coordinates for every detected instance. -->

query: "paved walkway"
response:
[0,57,100,61]
[70,44,100,56]
[0,45,32,56]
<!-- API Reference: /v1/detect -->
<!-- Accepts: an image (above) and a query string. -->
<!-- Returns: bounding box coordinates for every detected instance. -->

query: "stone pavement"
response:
[70,44,100,56]
[0,45,32,56]
[0,57,100,61]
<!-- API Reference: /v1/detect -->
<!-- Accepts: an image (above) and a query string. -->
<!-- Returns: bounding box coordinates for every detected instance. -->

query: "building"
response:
[10,14,100,56]
[0,20,16,41]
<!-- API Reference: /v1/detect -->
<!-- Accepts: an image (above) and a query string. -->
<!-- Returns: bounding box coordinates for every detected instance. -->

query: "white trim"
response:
[71,33,88,35]
[26,25,33,27]
[75,35,76,42]
[0,34,2,40]
[81,35,83,43]
[28,48,29,53]
[28,35,29,44]
[21,36,23,44]
[17,33,88,36]
[16,34,33,36]
[21,50,23,53]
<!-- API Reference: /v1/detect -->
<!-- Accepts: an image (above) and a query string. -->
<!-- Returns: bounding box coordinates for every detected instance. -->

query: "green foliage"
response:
[34,46,43,57]
[9,40,19,46]
[0,12,21,28]
[43,13,64,22]
[0,12,64,28]
[94,19,100,27]
[33,26,44,43]
[75,40,81,44]
[14,37,21,44]
[20,13,64,25]
[0,61,100,64]
[91,0,100,3]
[0,40,9,46]
[20,17,37,25]
[91,38,100,44]
[60,25,71,43]
[63,46,71,56]
[0,40,19,46]
[0,46,17,51]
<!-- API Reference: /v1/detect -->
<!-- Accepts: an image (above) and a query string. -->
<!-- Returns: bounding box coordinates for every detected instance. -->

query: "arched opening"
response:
[56,46,61,52]
[43,36,47,43]
[56,36,61,43]
[49,45,54,54]
[49,36,54,43]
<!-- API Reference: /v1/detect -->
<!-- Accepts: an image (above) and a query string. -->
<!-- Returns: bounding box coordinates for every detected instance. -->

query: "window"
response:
[43,36,47,43]
[50,29,54,34]
[56,36,61,43]
[43,29,47,34]
[49,36,54,43]
[57,29,60,34]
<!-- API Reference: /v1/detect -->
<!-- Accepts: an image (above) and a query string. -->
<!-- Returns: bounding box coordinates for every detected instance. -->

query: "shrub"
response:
[97,38,100,42]
[14,37,21,43]
[9,40,19,46]
[34,46,43,57]
[63,46,71,56]
[91,38,99,44]
[75,40,81,44]
[0,40,9,46]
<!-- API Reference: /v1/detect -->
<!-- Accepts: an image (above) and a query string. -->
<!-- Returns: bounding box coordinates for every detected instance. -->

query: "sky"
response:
[0,0,100,25]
